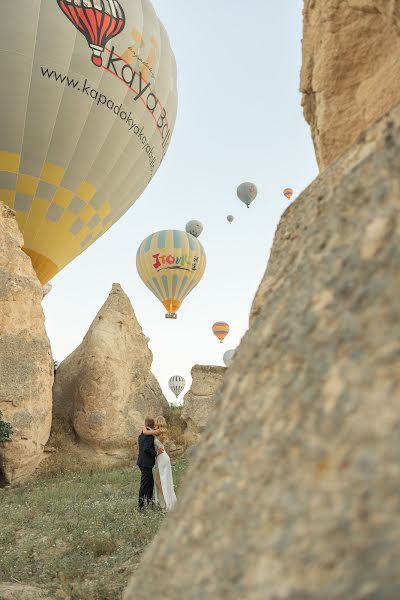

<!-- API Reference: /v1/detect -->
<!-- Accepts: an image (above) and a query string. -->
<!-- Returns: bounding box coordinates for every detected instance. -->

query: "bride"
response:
[141,416,177,511]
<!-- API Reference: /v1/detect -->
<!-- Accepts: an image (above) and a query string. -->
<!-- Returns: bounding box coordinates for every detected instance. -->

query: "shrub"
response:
[0,411,13,442]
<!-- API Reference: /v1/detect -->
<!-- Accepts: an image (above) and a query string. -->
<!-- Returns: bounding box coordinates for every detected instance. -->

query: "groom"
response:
[137,417,163,512]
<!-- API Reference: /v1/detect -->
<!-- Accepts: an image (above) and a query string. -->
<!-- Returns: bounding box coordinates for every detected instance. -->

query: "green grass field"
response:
[0,460,188,600]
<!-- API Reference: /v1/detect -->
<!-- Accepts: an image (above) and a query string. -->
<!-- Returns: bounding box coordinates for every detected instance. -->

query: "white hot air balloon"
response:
[42,282,53,300]
[185,220,203,238]
[237,182,258,208]
[223,349,236,367]
[227,215,234,224]
[0,1,177,284]
[168,375,186,398]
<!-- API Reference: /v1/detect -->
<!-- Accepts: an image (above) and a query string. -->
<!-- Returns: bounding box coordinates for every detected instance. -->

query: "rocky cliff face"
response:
[125,104,400,600]
[181,365,226,445]
[52,284,168,467]
[301,0,400,170]
[0,203,53,484]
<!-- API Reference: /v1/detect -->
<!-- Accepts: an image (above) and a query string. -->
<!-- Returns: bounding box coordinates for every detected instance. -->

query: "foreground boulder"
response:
[0,203,53,484]
[181,365,226,445]
[301,0,400,169]
[125,105,400,600]
[51,284,168,468]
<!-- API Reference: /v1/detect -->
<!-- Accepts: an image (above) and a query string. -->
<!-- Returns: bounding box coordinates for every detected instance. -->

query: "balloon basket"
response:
[165,312,177,319]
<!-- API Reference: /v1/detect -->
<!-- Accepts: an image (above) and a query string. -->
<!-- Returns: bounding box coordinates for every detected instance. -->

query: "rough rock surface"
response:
[0,583,55,600]
[125,105,400,600]
[181,365,226,445]
[52,284,168,466]
[301,0,400,170]
[0,203,53,484]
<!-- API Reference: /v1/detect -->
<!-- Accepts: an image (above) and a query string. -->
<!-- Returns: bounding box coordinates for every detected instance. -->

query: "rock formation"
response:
[125,104,400,600]
[0,203,53,484]
[52,284,168,467]
[181,365,226,445]
[301,0,400,170]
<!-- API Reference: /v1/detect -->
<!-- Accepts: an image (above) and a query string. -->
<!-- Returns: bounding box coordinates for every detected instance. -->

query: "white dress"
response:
[154,437,177,511]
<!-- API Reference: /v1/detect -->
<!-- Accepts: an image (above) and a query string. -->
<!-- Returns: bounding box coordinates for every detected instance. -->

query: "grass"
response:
[0,459,188,600]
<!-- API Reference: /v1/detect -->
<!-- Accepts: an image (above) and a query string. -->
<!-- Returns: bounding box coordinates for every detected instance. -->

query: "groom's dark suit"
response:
[137,429,157,511]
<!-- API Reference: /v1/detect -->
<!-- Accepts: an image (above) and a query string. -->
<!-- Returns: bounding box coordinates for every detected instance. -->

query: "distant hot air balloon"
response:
[227,215,234,224]
[137,230,207,319]
[57,0,125,67]
[168,375,186,398]
[283,188,294,200]
[0,1,177,284]
[223,349,236,367]
[185,220,203,238]
[42,282,53,300]
[237,182,258,208]
[212,322,230,343]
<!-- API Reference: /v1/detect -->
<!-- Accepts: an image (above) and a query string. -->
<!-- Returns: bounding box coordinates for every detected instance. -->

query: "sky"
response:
[43,0,318,404]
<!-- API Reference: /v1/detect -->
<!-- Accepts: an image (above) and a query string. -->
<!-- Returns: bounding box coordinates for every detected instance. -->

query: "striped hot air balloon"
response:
[212,321,230,343]
[136,230,207,319]
[0,1,177,284]
[168,375,185,398]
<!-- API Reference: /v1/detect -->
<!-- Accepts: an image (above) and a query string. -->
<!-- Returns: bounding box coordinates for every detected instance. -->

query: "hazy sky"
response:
[44,0,318,404]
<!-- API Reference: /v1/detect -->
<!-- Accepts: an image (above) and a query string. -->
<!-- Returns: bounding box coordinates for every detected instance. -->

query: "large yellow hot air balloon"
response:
[137,230,207,318]
[0,1,177,284]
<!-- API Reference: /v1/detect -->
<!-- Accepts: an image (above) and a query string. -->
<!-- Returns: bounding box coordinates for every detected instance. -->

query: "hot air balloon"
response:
[283,188,294,200]
[42,282,53,300]
[227,215,234,224]
[137,230,207,319]
[185,220,203,238]
[168,375,186,398]
[212,322,230,343]
[223,349,236,367]
[0,1,177,284]
[237,182,258,208]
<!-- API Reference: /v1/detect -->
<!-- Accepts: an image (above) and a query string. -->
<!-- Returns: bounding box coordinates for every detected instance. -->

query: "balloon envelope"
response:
[42,282,52,299]
[237,182,257,208]
[0,0,177,283]
[168,375,185,398]
[185,220,203,238]
[223,349,236,367]
[137,230,207,318]
[212,321,230,343]
[227,215,234,223]
[283,188,294,200]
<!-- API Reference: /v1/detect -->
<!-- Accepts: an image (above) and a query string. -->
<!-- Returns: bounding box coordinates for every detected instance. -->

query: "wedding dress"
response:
[154,437,177,511]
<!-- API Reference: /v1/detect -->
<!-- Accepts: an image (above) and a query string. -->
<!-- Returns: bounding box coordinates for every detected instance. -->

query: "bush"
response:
[0,411,13,442]
[165,405,187,447]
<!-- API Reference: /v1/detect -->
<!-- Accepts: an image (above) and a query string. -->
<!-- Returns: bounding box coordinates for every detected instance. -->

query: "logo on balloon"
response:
[152,253,199,273]
[57,0,126,67]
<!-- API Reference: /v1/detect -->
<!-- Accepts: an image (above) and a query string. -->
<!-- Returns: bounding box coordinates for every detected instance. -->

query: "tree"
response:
[0,411,13,442]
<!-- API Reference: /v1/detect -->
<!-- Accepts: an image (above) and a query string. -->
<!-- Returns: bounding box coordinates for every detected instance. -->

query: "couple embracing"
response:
[137,416,177,512]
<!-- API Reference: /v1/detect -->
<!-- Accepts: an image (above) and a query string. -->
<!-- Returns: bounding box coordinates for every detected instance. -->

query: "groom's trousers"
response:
[138,466,154,511]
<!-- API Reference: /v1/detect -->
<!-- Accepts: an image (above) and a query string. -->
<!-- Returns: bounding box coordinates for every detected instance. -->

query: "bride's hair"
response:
[155,415,168,443]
